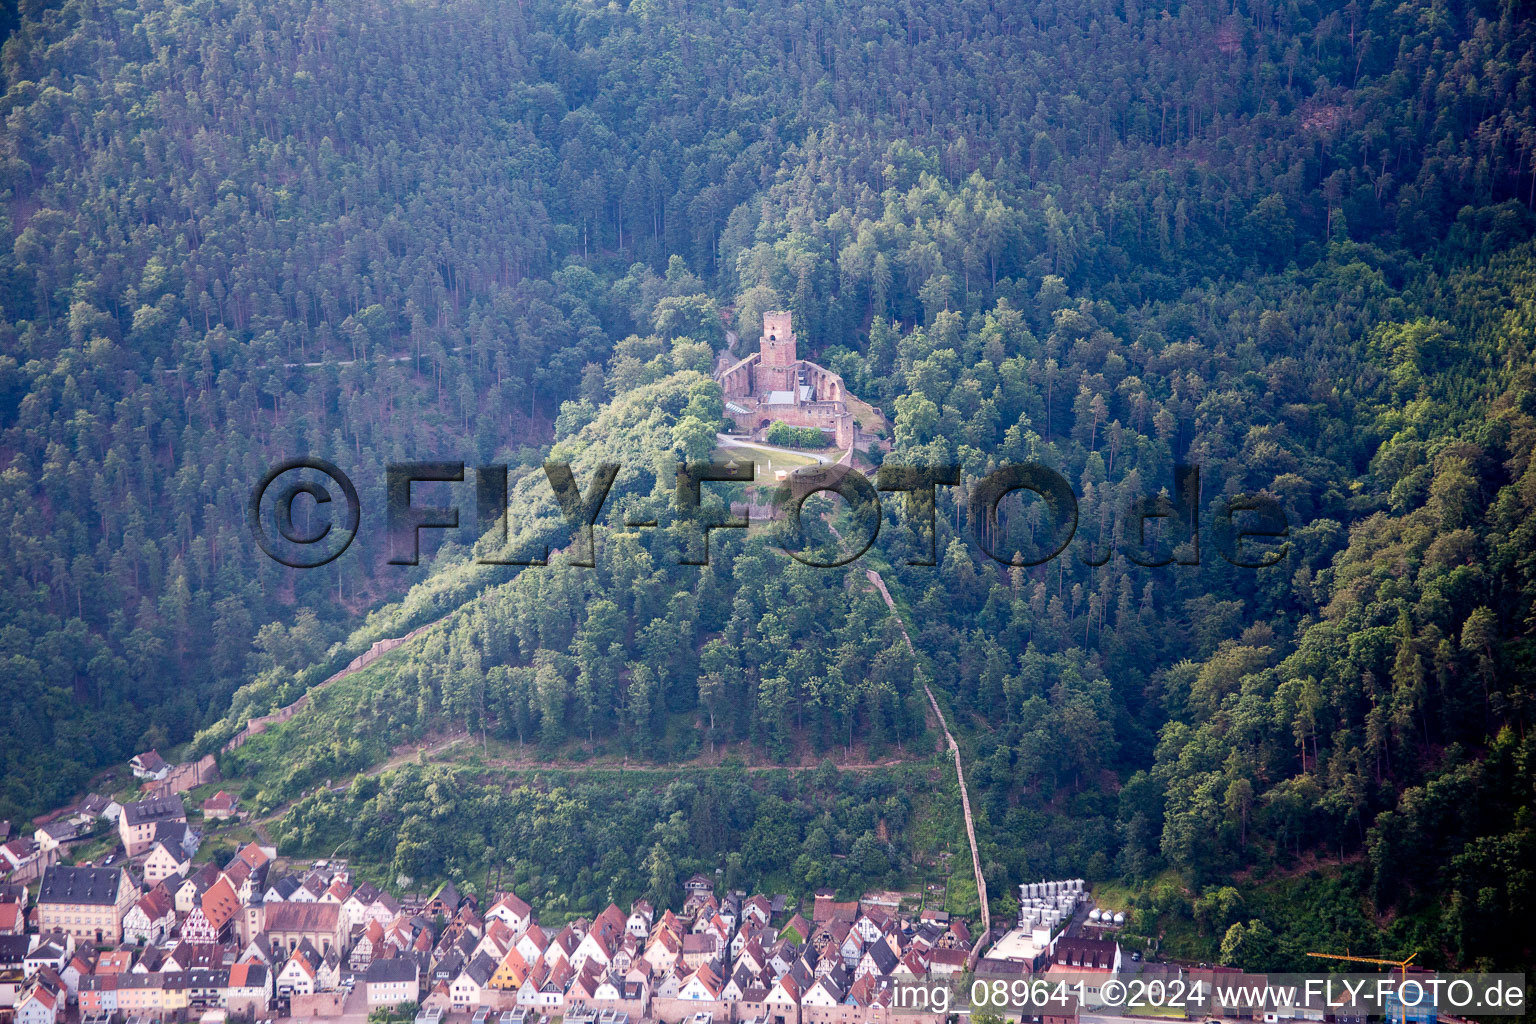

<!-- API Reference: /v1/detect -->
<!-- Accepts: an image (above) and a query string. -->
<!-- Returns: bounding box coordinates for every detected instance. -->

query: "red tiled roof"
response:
[201,877,240,930]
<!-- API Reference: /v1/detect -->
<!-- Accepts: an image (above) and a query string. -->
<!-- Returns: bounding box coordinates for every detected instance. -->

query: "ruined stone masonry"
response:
[717,311,857,448]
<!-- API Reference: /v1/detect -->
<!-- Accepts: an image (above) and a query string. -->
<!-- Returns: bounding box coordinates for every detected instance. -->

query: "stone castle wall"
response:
[717,313,856,448]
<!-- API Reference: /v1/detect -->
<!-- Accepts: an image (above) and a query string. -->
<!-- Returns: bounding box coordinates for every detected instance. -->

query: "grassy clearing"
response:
[847,395,890,437]
[714,442,824,480]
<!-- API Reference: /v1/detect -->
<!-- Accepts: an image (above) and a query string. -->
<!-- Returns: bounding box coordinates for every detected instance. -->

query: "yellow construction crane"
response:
[1306,951,1420,1023]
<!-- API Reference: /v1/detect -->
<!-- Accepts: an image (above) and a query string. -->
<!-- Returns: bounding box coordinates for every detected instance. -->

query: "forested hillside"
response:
[2,0,1535,975]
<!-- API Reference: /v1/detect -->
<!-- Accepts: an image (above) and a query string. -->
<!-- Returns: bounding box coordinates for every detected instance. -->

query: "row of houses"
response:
[11,819,978,1024]
[0,930,275,1024]
[348,882,972,1024]
[2,839,366,1024]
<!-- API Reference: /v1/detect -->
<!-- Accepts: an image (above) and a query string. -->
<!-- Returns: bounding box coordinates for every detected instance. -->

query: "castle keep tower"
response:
[760,310,797,366]
[756,310,799,393]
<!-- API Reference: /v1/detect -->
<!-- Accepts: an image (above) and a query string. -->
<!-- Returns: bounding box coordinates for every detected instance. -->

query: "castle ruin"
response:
[717,311,856,448]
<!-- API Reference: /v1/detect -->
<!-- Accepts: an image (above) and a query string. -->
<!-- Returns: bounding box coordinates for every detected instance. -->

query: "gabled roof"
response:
[729,962,757,990]
[121,795,185,827]
[27,940,66,962]
[493,946,529,986]
[593,902,626,936]
[167,940,228,970]
[228,962,268,988]
[542,957,573,992]
[813,897,858,924]
[201,877,241,931]
[97,950,134,974]
[769,972,802,1002]
[483,917,514,949]
[681,933,717,954]
[433,948,466,980]
[1052,936,1117,969]
[366,957,419,983]
[460,951,497,987]
[266,875,301,900]
[302,938,329,967]
[814,918,853,947]
[427,880,460,911]
[0,934,31,966]
[780,913,811,943]
[522,956,552,991]
[133,885,175,921]
[912,921,945,947]
[153,819,191,847]
[182,862,221,893]
[132,750,170,773]
[265,901,341,934]
[283,952,317,979]
[567,959,602,1000]
[685,961,724,998]
[222,858,253,889]
[489,892,531,920]
[240,935,273,964]
[151,838,190,864]
[23,982,59,1010]
[552,923,579,956]
[929,947,968,968]
[865,940,898,975]
[38,820,76,840]
[811,971,847,1003]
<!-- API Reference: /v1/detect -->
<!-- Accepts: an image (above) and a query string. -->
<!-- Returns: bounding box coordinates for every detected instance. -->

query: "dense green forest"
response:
[268,760,973,924]
[3,0,1535,978]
